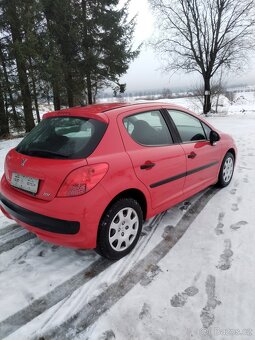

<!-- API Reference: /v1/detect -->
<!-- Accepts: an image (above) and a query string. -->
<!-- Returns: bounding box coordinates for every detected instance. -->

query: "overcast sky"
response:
[119,0,255,92]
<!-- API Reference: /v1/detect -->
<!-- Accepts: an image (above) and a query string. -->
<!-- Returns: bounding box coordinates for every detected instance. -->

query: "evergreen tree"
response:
[78,0,139,104]
[0,0,139,136]
[41,0,82,108]
[3,0,35,132]
[0,67,9,137]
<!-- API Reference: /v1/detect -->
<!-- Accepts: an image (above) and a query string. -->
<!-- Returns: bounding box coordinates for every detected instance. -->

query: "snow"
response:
[0,90,255,340]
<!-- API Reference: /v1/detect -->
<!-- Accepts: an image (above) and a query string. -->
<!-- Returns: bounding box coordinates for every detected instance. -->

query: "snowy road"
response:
[0,114,255,340]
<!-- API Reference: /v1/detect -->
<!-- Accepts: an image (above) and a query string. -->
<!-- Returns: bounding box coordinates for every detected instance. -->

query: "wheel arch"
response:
[227,148,236,162]
[100,188,147,222]
[217,148,235,187]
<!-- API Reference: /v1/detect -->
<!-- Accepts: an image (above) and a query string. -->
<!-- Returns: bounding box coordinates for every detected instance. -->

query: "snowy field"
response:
[0,92,255,340]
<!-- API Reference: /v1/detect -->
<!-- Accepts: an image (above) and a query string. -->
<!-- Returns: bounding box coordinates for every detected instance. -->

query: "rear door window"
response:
[16,117,107,159]
[123,111,173,146]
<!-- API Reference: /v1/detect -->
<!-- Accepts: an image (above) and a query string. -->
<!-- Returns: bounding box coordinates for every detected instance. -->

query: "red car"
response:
[0,103,236,259]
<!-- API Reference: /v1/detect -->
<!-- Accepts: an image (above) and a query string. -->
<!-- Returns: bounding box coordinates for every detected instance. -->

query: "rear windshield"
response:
[16,116,107,159]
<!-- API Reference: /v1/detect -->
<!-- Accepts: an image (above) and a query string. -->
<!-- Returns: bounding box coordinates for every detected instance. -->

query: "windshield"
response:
[16,116,107,159]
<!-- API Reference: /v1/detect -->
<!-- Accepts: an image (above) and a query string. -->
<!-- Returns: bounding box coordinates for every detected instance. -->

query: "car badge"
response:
[21,159,27,167]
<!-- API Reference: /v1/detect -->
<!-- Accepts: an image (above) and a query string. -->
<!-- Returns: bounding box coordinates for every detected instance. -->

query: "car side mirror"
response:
[209,130,220,145]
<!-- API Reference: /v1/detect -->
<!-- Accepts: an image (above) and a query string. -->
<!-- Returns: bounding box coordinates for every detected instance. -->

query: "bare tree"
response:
[193,78,226,113]
[149,0,255,113]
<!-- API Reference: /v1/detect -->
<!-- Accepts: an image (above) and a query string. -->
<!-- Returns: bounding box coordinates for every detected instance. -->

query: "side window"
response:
[124,110,173,146]
[168,110,206,142]
[201,122,211,140]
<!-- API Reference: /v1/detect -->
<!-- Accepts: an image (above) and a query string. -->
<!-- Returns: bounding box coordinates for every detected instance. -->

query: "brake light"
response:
[57,163,109,197]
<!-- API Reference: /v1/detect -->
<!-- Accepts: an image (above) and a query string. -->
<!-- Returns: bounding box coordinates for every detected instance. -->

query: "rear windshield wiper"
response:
[23,149,69,158]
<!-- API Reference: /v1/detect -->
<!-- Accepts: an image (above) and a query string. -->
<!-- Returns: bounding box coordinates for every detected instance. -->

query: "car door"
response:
[118,109,186,211]
[167,109,221,196]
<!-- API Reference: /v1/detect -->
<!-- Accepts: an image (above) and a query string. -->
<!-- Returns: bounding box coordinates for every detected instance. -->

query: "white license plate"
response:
[11,172,39,194]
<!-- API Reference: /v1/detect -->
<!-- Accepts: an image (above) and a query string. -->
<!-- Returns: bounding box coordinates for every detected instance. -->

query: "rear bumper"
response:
[0,175,110,249]
[0,194,80,235]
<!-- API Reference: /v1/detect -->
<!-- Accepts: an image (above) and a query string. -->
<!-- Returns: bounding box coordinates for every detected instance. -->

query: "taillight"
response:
[57,163,109,197]
[4,152,10,182]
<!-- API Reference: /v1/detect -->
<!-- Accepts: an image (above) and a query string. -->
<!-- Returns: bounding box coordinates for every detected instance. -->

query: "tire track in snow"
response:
[0,211,164,339]
[39,187,219,340]
[0,223,20,236]
[133,212,166,260]
[100,213,165,280]
[0,257,112,339]
[0,227,36,255]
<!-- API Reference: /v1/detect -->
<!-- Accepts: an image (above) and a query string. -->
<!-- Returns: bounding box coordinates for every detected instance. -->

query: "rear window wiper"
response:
[23,149,70,158]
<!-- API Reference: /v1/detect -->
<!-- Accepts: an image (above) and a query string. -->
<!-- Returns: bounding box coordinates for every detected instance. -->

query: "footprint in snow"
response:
[18,260,26,265]
[230,221,248,230]
[216,239,233,271]
[237,196,242,203]
[230,188,237,195]
[139,302,151,320]
[170,286,199,307]
[243,176,249,183]
[161,225,174,240]
[234,179,239,188]
[215,212,225,235]
[231,203,239,212]
[99,330,116,340]
[200,275,221,329]
[141,264,162,287]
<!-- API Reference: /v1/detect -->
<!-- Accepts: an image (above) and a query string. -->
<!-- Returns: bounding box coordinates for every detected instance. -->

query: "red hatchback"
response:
[0,103,236,259]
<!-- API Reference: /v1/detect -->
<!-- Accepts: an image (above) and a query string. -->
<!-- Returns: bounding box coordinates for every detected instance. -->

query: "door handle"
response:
[140,162,155,170]
[187,152,197,159]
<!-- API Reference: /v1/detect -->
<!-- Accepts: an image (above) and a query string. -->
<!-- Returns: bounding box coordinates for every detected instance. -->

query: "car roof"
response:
[43,103,126,122]
[43,102,197,123]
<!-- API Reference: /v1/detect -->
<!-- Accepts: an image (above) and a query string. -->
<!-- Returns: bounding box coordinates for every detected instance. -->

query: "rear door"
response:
[118,109,186,210]
[167,109,221,196]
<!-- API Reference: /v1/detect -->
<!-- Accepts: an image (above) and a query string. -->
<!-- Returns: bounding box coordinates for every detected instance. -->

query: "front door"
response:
[167,109,221,196]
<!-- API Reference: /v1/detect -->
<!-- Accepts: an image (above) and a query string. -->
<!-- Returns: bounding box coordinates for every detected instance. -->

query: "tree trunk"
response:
[53,82,61,110]
[82,0,93,105]
[93,83,98,104]
[43,9,61,111]
[29,58,40,123]
[215,68,223,113]
[65,73,74,107]
[203,77,211,114]
[31,75,40,123]
[15,54,35,132]
[0,43,18,125]
[7,1,35,132]
[87,73,92,105]
[0,83,9,138]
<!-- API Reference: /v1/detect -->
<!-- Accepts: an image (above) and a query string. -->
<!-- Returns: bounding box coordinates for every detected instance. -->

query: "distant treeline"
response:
[0,0,138,137]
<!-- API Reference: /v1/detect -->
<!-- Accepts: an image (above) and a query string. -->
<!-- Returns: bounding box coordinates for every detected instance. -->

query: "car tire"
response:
[217,152,235,187]
[96,198,143,260]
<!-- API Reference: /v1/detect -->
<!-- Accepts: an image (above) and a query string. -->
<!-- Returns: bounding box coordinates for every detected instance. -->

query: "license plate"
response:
[11,172,39,194]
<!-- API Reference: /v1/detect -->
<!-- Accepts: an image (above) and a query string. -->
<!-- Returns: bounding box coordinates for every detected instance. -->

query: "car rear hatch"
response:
[4,115,107,201]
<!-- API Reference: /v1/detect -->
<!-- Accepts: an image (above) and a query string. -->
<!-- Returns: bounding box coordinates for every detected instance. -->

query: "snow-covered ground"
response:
[0,91,255,340]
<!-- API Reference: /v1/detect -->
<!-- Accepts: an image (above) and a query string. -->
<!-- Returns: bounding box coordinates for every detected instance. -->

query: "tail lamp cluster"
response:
[57,163,108,197]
